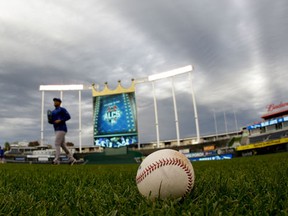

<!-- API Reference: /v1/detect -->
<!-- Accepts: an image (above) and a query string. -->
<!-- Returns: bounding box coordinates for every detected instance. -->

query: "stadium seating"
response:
[249,130,288,144]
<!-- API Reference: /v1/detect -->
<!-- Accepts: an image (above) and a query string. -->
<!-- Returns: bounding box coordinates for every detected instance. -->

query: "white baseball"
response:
[136,149,195,200]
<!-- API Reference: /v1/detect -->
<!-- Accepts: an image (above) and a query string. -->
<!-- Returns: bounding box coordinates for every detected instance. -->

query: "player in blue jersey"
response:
[50,98,76,165]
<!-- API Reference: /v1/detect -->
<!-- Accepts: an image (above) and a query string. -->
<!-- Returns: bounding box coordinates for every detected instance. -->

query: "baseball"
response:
[136,149,195,200]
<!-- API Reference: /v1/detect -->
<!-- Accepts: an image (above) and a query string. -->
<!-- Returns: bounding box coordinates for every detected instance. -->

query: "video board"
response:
[93,92,138,147]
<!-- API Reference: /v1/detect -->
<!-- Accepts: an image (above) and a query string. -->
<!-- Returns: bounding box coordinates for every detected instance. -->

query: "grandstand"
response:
[237,102,288,155]
[127,102,288,160]
[249,130,288,143]
[129,131,242,155]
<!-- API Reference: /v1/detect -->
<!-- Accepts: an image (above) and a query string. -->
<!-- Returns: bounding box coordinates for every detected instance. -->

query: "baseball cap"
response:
[53,98,62,103]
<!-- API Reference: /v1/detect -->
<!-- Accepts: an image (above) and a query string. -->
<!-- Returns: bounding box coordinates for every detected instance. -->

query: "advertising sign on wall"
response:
[189,154,233,161]
[203,145,215,151]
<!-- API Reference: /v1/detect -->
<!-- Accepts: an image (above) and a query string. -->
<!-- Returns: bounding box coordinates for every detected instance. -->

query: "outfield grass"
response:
[0,152,287,215]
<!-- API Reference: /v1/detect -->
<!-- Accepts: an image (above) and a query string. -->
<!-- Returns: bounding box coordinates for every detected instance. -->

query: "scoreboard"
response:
[93,92,138,148]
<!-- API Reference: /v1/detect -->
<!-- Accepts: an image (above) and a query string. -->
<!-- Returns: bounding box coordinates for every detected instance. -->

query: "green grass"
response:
[0,152,287,215]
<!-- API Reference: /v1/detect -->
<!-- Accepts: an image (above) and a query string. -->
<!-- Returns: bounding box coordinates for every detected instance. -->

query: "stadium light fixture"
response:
[148,65,193,81]
[39,84,85,153]
[135,65,200,148]
[39,84,84,91]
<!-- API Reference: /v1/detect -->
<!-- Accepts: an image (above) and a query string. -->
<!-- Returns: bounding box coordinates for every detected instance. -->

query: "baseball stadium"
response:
[92,80,288,160]
[1,79,287,215]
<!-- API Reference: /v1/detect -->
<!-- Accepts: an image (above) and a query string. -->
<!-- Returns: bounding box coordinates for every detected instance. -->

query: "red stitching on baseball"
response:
[136,157,194,196]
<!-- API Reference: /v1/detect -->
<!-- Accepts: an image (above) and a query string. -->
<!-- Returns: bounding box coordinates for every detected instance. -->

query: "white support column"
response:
[224,111,228,135]
[60,91,63,105]
[213,109,218,139]
[152,81,160,148]
[40,91,45,145]
[233,108,239,131]
[133,85,141,150]
[79,90,82,153]
[189,72,200,144]
[171,77,180,146]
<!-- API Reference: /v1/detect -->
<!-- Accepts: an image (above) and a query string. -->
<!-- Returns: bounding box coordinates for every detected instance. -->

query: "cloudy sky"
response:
[0,0,288,147]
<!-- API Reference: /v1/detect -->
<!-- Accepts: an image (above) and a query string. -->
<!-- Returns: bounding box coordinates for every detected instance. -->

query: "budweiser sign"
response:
[266,102,288,112]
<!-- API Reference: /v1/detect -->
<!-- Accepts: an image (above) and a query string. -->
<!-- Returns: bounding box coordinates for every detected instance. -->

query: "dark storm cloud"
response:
[106,0,249,68]
[106,0,288,114]
[0,0,288,145]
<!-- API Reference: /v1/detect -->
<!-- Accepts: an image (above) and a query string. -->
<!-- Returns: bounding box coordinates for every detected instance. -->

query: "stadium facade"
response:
[237,102,288,156]
[135,102,288,159]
